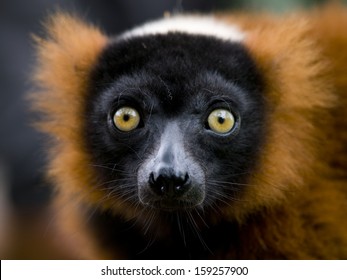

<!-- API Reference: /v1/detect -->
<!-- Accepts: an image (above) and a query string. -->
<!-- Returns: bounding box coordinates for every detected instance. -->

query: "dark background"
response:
[0,0,336,259]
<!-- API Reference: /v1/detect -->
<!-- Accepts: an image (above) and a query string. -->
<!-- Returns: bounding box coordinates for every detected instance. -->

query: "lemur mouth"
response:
[138,178,206,212]
[147,198,200,212]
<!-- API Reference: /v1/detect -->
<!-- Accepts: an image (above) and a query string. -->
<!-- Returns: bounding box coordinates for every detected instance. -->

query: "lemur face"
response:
[86,32,265,213]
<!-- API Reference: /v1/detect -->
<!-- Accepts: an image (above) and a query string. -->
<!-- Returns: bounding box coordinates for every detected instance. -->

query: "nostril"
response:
[183,173,190,185]
[149,172,155,186]
[174,173,190,194]
[148,171,191,197]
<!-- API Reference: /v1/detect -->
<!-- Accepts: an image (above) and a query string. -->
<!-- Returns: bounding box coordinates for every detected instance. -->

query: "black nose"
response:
[149,171,191,198]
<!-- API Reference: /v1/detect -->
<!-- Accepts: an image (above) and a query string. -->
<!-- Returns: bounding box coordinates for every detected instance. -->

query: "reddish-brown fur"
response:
[32,4,347,259]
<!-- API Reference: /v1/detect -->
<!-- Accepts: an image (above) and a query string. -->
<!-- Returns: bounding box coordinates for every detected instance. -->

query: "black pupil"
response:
[123,114,130,122]
[218,116,225,124]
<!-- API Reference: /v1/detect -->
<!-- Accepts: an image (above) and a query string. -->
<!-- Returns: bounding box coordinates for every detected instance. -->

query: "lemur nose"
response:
[149,171,191,198]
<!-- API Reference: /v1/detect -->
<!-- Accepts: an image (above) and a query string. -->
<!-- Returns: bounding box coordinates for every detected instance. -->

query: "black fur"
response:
[84,33,266,258]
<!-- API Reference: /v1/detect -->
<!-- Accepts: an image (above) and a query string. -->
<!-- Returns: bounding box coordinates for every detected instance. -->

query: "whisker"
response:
[94,176,135,190]
[176,212,186,247]
[89,164,133,178]
[187,211,212,254]
[194,209,209,228]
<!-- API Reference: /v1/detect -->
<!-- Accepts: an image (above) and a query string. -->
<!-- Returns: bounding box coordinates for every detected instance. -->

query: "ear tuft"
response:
[31,12,107,139]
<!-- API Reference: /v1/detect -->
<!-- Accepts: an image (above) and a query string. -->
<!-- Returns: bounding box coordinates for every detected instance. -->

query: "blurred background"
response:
[0,0,342,259]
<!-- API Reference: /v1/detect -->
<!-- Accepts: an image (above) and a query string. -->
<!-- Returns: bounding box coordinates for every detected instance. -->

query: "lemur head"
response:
[32,13,332,226]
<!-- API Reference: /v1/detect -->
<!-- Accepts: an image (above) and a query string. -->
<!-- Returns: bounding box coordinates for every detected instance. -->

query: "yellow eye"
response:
[207,109,235,134]
[113,107,140,132]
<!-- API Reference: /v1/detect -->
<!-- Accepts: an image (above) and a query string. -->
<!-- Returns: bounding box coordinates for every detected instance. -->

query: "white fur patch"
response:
[120,15,245,42]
